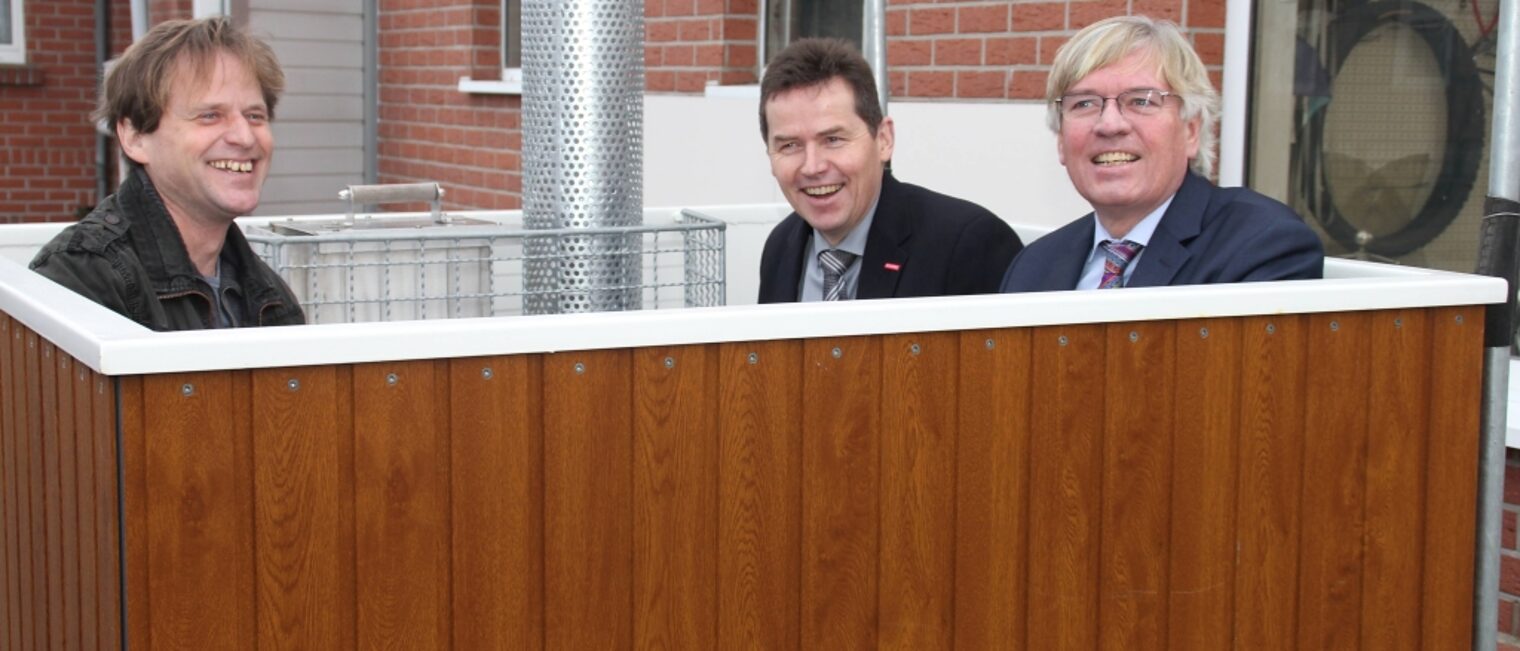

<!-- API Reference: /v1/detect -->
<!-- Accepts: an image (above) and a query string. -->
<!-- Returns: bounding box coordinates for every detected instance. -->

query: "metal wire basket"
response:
[244,209,726,324]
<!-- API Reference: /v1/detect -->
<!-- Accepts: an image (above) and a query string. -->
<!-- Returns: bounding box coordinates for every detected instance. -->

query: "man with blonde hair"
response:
[31,17,304,330]
[1000,15,1322,291]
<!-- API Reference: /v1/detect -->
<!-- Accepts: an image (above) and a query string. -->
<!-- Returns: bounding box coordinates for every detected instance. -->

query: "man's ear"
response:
[875,115,895,162]
[117,118,150,166]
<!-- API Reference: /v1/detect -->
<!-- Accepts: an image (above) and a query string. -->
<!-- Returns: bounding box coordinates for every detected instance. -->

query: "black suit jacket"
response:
[1000,171,1323,292]
[758,172,1021,303]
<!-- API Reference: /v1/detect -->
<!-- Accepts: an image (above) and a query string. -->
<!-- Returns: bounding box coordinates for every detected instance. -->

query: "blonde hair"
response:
[1045,15,1219,177]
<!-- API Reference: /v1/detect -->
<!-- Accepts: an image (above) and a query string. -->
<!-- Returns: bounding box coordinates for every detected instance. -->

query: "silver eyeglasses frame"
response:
[1056,88,1177,120]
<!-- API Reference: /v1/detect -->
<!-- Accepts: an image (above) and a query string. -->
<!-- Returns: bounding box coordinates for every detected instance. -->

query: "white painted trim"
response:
[1219,0,1252,186]
[0,208,1503,377]
[0,0,26,65]
[704,84,760,100]
[458,75,522,96]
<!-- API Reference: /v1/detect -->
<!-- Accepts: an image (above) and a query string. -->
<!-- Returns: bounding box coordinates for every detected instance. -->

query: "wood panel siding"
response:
[0,306,1491,650]
[0,316,121,650]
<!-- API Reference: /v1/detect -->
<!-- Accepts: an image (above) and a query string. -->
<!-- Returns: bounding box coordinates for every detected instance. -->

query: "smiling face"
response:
[119,50,273,227]
[1057,49,1199,235]
[765,77,894,246]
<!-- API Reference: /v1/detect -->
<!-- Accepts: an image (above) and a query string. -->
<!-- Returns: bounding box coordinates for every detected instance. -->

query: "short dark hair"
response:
[759,38,883,141]
[96,17,284,137]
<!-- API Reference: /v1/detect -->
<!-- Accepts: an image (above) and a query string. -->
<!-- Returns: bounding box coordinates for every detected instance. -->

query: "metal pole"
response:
[1474,0,1520,647]
[861,0,888,115]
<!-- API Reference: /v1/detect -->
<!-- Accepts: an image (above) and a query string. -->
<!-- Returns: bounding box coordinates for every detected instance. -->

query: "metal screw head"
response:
[574,362,586,375]
[1266,323,1277,335]
[481,367,494,380]
[287,379,300,391]
[181,383,194,397]
[1058,335,1069,347]
[747,352,759,365]
[1128,331,1140,343]
[1456,314,1465,324]
[664,356,676,369]
[985,338,995,350]
[1393,318,1402,329]
[909,343,921,356]
[831,347,842,359]
[386,373,399,386]
[1199,327,1210,339]
[1329,321,1340,332]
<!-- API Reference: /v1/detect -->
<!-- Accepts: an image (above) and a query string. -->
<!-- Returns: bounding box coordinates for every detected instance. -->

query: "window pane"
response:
[1248,0,1493,275]
[764,0,864,65]
[792,0,862,48]
[0,0,12,47]
[502,0,520,68]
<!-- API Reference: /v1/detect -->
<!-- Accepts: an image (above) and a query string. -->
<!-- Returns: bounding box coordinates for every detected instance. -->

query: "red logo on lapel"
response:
[884,262,901,272]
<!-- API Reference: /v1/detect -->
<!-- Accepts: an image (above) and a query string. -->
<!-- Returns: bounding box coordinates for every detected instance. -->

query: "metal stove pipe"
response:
[521,0,645,314]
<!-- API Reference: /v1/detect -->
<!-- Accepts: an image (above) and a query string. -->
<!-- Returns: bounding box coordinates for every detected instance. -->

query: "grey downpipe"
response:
[363,0,378,186]
[94,0,111,207]
[755,0,766,79]
[130,0,147,40]
[1473,0,1520,646]
[861,0,887,116]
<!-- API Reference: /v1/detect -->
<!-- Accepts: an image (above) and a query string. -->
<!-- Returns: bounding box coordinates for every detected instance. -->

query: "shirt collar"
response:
[808,190,880,258]
[1091,194,1174,249]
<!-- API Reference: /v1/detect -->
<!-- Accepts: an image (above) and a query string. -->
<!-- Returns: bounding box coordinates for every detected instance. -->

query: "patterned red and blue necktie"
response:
[1098,239,1143,289]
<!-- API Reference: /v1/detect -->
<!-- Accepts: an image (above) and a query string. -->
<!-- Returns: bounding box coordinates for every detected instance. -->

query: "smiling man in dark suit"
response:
[1000,16,1322,293]
[757,38,1021,303]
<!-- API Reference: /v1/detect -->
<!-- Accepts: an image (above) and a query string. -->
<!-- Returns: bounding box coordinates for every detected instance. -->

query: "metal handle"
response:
[338,182,446,221]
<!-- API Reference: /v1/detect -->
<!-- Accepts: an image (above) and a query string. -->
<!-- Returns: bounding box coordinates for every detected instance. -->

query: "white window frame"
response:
[459,0,522,94]
[0,0,27,65]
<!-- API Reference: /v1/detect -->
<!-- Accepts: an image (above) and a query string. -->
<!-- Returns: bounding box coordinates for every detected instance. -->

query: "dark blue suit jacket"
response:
[1000,171,1323,292]
[760,172,1022,303]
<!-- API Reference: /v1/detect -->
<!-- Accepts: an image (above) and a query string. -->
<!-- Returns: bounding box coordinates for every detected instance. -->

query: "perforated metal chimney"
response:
[521,0,645,314]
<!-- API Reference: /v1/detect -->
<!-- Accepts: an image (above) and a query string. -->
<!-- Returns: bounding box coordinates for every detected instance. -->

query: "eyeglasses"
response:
[1056,89,1177,120]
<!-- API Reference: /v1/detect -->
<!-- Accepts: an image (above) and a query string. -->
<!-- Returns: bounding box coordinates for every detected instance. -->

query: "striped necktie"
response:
[1098,239,1143,289]
[819,249,857,301]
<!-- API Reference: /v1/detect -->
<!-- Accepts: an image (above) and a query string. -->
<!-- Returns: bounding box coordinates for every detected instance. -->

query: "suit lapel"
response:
[1041,218,1095,291]
[858,172,910,299]
[1128,172,1206,288]
[773,215,812,302]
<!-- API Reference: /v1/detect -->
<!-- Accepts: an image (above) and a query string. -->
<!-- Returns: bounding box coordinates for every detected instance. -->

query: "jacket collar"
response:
[116,168,286,305]
[116,168,207,292]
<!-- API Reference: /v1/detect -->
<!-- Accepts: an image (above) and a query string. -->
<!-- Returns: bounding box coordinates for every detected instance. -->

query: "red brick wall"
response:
[1501,450,1520,649]
[0,0,131,223]
[645,0,759,92]
[884,0,1226,100]
[376,0,522,211]
[148,0,193,23]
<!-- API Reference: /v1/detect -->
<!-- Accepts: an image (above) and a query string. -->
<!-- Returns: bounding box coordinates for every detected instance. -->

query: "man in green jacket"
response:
[31,17,303,331]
